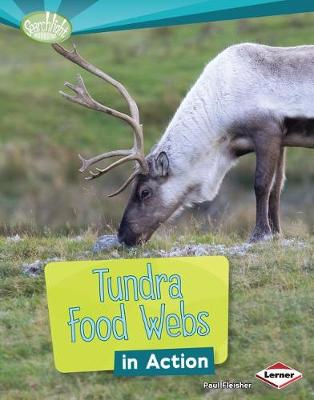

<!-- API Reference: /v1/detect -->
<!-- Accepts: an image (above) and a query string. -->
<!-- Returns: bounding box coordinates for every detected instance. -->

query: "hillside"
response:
[0,14,313,234]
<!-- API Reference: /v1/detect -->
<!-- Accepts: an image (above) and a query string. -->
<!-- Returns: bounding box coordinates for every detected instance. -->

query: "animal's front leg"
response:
[250,135,281,242]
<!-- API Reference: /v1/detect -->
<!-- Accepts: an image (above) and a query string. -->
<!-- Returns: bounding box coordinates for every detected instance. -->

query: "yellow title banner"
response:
[45,256,229,373]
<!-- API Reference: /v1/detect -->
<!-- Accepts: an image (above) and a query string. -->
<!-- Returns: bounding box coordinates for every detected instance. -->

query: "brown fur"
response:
[230,113,314,242]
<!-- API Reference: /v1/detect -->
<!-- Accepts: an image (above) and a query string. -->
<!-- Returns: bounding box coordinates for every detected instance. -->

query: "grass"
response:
[0,232,313,399]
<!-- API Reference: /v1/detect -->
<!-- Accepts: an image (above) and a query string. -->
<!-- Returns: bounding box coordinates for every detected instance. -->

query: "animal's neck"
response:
[153,68,222,173]
[160,146,235,209]
[185,150,235,204]
[150,61,236,205]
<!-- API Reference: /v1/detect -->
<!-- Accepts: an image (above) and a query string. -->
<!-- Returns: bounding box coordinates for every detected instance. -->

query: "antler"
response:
[52,43,148,196]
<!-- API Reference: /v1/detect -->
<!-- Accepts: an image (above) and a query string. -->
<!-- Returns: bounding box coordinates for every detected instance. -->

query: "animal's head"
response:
[53,43,181,246]
[118,151,175,245]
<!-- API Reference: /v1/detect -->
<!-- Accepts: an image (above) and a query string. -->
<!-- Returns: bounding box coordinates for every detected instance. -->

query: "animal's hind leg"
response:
[250,133,281,242]
[268,147,286,234]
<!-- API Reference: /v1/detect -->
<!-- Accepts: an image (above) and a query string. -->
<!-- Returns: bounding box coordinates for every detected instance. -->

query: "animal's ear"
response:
[154,151,169,177]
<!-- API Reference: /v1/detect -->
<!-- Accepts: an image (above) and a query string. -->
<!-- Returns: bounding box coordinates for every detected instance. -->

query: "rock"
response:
[22,260,44,276]
[93,235,121,253]
[6,234,23,243]
[22,257,63,277]
[143,242,254,258]
[110,250,121,258]
[71,235,83,242]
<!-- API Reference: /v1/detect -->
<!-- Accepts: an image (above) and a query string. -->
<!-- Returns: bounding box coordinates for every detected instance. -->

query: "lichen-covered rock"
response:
[22,260,44,276]
[22,257,63,277]
[93,235,121,253]
[6,234,23,243]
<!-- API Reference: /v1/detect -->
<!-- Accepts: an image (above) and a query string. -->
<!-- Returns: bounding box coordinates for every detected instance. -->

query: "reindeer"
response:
[53,43,314,246]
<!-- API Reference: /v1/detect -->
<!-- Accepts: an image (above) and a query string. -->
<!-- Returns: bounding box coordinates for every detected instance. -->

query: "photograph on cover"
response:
[0,10,313,400]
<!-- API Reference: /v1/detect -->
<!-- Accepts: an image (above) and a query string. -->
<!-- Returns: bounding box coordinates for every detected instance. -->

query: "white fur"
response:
[150,43,314,209]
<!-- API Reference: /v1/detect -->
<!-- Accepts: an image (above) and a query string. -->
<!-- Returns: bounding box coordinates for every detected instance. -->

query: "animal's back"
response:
[158,43,314,156]
[204,43,314,122]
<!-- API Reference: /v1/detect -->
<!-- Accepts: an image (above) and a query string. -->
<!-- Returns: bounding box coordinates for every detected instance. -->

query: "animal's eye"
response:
[140,188,151,200]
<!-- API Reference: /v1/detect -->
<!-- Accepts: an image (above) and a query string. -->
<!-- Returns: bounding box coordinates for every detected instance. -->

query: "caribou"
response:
[53,43,314,246]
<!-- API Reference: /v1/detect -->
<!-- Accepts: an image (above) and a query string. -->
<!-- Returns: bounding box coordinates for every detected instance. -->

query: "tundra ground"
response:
[0,232,313,400]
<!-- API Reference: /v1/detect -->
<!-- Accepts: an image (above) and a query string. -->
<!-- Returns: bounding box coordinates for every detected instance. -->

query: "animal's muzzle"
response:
[117,223,141,246]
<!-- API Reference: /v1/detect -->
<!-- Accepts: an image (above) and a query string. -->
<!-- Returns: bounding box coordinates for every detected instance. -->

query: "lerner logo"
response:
[21,12,71,43]
[256,362,302,389]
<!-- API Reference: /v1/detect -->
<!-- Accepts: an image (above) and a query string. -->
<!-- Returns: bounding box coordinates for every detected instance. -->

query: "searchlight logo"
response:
[21,12,71,43]
[256,362,302,389]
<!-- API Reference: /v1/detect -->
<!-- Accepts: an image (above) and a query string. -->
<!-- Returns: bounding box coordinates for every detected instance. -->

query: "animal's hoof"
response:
[249,230,273,243]
[271,231,283,240]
